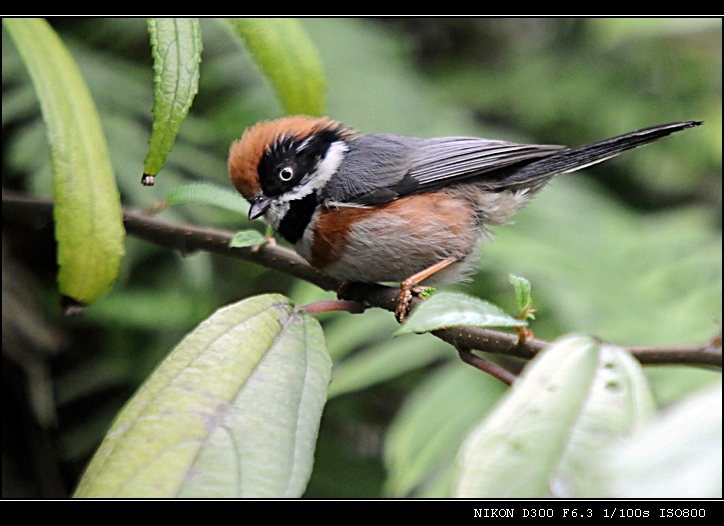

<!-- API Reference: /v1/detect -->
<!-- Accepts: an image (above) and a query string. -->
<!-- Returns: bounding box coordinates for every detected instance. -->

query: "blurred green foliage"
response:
[2,17,721,498]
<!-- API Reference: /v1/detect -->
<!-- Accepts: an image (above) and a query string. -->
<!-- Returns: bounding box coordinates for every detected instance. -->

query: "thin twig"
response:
[299,300,367,315]
[3,190,721,369]
[456,347,517,385]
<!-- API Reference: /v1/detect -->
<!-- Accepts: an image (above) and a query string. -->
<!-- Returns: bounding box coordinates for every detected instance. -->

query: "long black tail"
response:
[500,120,702,189]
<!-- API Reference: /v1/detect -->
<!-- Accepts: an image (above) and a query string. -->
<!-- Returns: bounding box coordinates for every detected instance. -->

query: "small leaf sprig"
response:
[509,274,536,344]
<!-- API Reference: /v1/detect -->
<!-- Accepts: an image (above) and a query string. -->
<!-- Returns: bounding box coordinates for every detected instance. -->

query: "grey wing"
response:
[409,136,565,189]
[324,134,564,205]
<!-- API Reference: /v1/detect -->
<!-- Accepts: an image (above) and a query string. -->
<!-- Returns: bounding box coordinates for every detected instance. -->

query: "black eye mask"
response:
[258,129,343,197]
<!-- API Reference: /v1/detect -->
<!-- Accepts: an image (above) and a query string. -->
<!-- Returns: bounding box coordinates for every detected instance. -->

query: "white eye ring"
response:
[279,167,294,181]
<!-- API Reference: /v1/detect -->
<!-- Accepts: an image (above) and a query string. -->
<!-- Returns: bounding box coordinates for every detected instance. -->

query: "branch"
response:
[3,190,721,369]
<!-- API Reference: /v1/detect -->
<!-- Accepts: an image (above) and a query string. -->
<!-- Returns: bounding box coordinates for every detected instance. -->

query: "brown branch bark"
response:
[3,189,721,369]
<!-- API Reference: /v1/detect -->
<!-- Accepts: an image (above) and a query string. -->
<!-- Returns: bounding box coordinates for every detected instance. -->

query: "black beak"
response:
[249,196,273,220]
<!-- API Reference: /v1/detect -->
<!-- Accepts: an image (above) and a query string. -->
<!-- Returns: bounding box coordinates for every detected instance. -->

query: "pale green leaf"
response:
[74,294,332,498]
[396,291,526,336]
[454,335,656,497]
[142,18,202,183]
[3,18,125,304]
[230,230,266,248]
[224,18,326,116]
[509,274,532,311]
[454,335,600,497]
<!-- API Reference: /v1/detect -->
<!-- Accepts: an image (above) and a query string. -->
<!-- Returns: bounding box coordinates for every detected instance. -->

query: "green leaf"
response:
[509,274,532,312]
[142,18,202,184]
[453,335,656,498]
[3,18,125,305]
[164,182,250,216]
[224,18,326,116]
[396,291,526,336]
[230,230,266,248]
[74,294,332,498]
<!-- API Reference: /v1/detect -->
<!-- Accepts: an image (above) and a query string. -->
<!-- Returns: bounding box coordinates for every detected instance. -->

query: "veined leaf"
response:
[142,18,202,185]
[4,18,125,305]
[74,294,332,498]
[396,291,525,336]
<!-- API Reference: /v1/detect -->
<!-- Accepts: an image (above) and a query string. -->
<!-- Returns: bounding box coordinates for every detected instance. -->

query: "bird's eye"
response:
[279,167,294,181]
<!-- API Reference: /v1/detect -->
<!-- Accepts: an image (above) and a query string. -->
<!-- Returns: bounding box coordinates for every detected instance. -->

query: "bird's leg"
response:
[396,257,458,322]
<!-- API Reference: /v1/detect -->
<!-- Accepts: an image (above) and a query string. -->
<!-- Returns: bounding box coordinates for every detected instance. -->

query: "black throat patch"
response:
[277,192,318,244]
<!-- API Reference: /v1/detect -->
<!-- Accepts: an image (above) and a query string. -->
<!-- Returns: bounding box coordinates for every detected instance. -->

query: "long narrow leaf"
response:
[224,18,326,116]
[4,18,125,305]
[142,18,202,185]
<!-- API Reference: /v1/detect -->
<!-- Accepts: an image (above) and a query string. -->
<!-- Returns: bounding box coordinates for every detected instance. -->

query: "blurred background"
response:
[2,17,721,498]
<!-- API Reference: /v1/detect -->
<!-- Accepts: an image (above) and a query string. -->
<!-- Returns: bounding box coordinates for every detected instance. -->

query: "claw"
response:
[394,257,459,323]
[337,258,459,323]
[395,281,415,322]
[395,283,429,322]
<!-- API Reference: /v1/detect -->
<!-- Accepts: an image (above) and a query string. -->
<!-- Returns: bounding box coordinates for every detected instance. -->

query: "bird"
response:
[228,116,701,321]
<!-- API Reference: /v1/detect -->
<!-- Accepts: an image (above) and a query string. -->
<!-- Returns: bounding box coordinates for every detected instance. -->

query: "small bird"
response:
[229,116,701,321]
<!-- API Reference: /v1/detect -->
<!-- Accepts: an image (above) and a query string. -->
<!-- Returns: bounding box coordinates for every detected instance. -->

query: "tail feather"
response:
[499,120,702,189]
